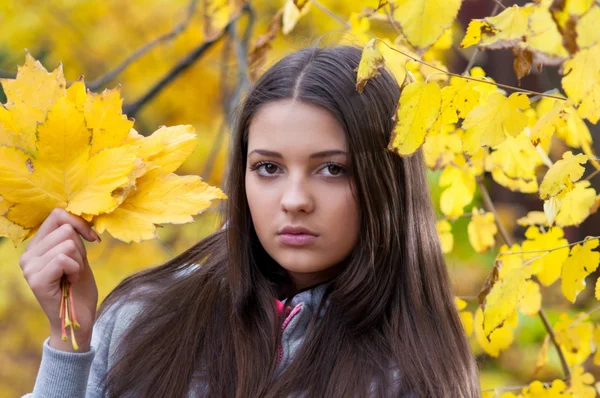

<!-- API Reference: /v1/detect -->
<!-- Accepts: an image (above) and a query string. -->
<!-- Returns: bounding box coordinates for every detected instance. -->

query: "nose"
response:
[280,173,314,214]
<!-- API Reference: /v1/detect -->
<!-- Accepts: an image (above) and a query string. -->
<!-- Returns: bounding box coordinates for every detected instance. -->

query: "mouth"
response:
[278,233,318,246]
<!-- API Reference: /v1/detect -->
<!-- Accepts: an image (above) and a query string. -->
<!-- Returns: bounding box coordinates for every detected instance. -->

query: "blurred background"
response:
[0,0,598,396]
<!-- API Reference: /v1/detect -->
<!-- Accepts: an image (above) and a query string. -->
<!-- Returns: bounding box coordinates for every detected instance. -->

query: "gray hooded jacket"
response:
[22,278,410,397]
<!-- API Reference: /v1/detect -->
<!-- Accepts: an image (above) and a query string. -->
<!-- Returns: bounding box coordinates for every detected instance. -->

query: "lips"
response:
[278,225,318,236]
[277,225,319,246]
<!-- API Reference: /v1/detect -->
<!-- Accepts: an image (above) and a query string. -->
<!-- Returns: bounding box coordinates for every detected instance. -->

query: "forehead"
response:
[247,99,347,154]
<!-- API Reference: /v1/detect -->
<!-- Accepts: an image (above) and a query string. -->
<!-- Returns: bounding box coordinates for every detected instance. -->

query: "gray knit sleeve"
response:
[22,297,132,398]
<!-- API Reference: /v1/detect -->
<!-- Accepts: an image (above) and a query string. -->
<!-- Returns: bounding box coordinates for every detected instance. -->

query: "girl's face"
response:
[245,99,359,291]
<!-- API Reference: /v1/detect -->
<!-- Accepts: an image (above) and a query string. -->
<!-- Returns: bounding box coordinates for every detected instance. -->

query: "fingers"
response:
[22,223,87,267]
[26,208,99,250]
[29,252,82,288]
[26,239,85,283]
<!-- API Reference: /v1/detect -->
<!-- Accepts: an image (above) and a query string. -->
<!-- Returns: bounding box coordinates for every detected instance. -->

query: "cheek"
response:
[245,175,273,234]
[324,188,359,249]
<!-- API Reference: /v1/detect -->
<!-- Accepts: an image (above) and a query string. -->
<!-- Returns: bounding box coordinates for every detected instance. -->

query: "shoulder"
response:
[87,286,150,387]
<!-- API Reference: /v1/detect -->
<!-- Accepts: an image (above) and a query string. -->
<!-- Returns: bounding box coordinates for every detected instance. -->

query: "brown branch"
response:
[88,0,199,91]
[201,4,255,180]
[123,6,249,118]
[476,175,572,384]
[384,3,402,36]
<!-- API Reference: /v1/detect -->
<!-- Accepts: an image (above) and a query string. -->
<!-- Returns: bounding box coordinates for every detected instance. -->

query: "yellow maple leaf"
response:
[94,174,226,243]
[474,307,516,357]
[555,180,597,227]
[0,52,66,156]
[83,87,134,157]
[423,125,461,169]
[496,243,524,279]
[561,42,600,123]
[576,5,600,50]
[461,5,533,49]
[355,38,385,93]
[522,379,568,396]
[0,54,226,245]
[518,280,542,316]
[526,3,569,63]
[554,312,594,366]
[462,92,530,155]
[467,207,497,253]
[282,0,311,35]
[436,219,454,253]
[522,226,570,286]
[455,297,473,336]
[486,130,541,193]
[340,12,371,46]
[483,265,532,337]
[530,98,567,146]
[539,151,588,200]
[561,238,600,303]
[566,365,596,397]
[437,76,481,127]
[517,211,548,227]
[388,81,441,156]
[392,0,463,49]
[439,164,476,218]
[460,20,491,48]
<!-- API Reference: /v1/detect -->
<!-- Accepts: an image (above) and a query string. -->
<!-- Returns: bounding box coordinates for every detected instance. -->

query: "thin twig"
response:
[476,176,512,246]
[88,0,199,90]
[311,0,351,28]
[569,303,600,327]
[498,236,599,256]
[384,3,402,36]
[201,5,255,180]
[376,39,566,100]
[492,0,507,10]
[482,381,552,394]
[123,6,249,118]
[584,168,600,181]
[476,174,572,383]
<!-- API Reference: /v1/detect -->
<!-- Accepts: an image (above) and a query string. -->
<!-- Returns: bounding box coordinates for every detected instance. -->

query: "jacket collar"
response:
[277,280,333,319]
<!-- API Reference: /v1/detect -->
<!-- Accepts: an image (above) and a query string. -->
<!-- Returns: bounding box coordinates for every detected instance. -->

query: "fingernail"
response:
[93,231,101,242]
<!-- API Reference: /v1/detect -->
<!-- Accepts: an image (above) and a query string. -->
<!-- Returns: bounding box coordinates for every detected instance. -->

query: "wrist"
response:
[49,329,92,352]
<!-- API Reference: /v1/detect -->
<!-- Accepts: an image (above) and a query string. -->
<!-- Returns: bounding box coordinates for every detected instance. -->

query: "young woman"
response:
[21,45,480,397]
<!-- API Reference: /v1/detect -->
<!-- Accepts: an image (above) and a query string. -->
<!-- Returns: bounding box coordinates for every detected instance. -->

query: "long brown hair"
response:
[97,44,481,397]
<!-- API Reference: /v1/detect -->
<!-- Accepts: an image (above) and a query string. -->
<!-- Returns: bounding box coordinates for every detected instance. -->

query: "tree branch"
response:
[201,5,255,180]
[88,0,199,91]
[123,6,249,118]
[476,175,572,384]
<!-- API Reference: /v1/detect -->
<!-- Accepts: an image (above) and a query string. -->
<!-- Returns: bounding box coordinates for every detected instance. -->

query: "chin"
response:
[272,251,328,273]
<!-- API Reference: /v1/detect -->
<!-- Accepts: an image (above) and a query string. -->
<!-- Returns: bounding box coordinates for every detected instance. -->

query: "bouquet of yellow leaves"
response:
[0,53,227,349]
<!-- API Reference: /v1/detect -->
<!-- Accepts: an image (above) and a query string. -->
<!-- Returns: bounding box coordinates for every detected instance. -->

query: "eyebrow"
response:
[247,149,348,159]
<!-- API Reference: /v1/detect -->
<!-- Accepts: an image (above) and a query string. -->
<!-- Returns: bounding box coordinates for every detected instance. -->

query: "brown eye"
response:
[264,163,277,174]
[327,164,341,175]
